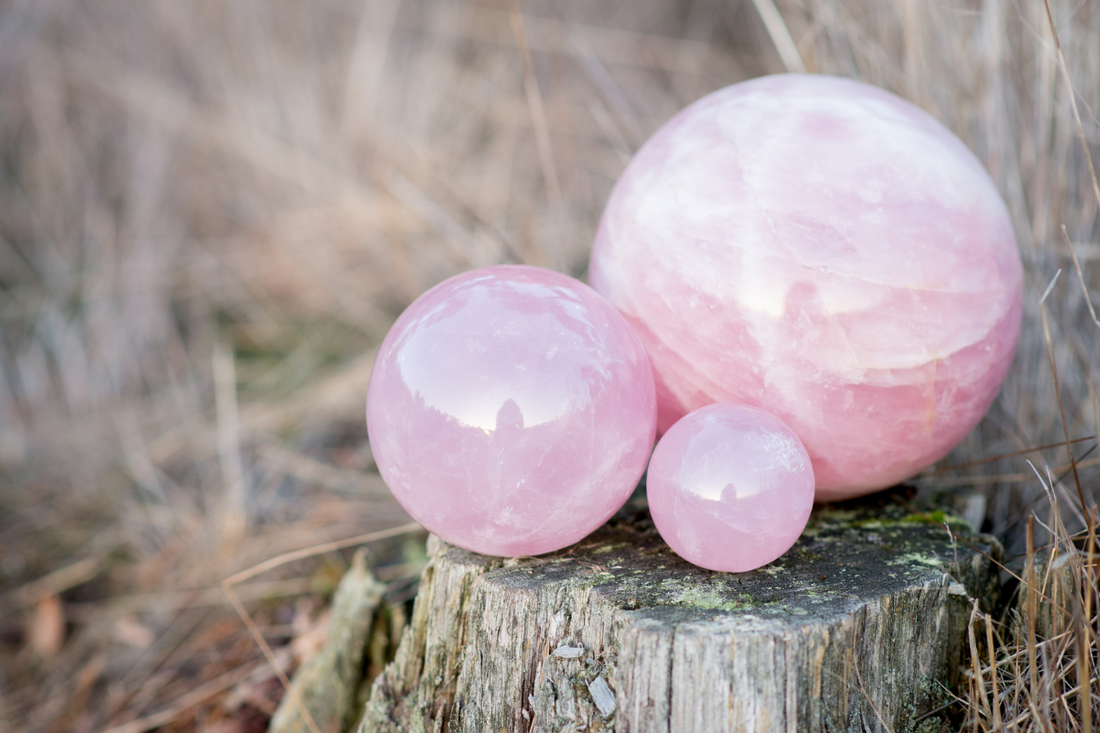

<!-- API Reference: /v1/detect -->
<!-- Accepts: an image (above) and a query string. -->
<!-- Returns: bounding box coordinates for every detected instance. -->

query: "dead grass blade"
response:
[1041,0,1100,221]
[1063,225,1100,329]
[1039,288,1089,520]
[971,599,993,722]
[749,0,806,73]
[986,612,1002,731]
[1028,516,1041,718]
[508,0,561,212]
[221,522,421,588]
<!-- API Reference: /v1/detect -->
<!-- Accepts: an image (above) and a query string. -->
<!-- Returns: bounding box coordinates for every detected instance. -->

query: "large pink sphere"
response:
[366,265,657,557]
[647,402,814,572]
[590,73,1023,501]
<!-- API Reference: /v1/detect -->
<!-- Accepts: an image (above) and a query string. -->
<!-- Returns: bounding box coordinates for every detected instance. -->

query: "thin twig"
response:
[932,435,1097,475]
[222,522,422,587]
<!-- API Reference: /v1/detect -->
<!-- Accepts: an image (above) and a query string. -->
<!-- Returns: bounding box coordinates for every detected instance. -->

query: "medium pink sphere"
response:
[366,265,657,557]
[647,402,814,572]
[590,73,1023,501]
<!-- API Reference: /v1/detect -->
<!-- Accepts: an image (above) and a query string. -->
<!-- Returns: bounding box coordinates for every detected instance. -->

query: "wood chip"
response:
[586,675,616,717]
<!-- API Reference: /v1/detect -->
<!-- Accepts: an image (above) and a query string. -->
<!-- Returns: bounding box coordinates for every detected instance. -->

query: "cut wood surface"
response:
[359,490,999,733]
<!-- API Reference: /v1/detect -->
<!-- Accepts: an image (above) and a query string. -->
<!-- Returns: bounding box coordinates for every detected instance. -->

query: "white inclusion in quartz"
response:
[758,429,809,473]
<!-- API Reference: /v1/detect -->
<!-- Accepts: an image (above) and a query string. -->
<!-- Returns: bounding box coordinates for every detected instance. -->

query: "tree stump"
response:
[360,490,999,733]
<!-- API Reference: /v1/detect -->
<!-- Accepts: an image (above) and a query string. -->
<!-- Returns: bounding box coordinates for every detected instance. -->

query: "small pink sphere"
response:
[647,403,815,572]
[366,265,657,557]
[590,73,1023,501]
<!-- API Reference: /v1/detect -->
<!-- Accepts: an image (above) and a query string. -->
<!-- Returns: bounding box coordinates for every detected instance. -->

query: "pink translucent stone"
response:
[590,73,1023,501]
[647,402,814,572]
[366,265,657,557]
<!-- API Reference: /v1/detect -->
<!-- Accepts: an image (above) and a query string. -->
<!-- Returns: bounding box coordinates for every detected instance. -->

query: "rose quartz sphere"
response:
[366,265,657,557]
[647,402,814,572]
[590,73,1023,501]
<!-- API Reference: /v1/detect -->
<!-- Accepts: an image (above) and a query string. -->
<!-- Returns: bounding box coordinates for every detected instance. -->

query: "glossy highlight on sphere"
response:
[366,265,657,557]
[647,403,814,572]
[590,73,1023,501]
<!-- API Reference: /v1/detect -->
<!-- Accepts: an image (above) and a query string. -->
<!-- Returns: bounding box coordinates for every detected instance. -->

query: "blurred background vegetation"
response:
[0,0,1097,731]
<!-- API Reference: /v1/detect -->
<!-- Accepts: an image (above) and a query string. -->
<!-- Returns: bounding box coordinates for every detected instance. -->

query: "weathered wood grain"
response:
[359,491,999,733]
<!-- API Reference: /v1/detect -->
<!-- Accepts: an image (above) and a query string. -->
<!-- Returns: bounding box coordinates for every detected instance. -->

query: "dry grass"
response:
[0,0,1097,731]
[961,510,1100,732]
